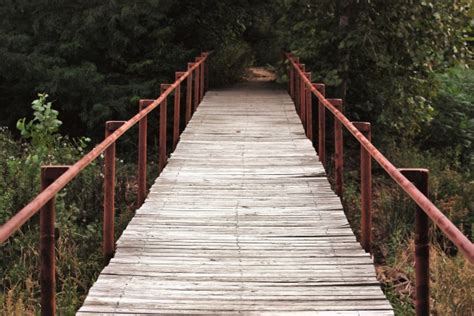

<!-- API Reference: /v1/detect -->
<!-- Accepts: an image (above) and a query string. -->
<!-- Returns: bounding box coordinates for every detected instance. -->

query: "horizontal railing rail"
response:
[0,51,211,315]
[285,52,473,316]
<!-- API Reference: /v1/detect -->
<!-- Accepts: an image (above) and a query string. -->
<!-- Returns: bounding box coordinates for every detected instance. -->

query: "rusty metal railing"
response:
[285,52,473,316]
[0,52,211,316]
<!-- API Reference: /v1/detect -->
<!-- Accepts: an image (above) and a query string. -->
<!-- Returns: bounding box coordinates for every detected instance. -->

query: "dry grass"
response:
[377,239,473,315]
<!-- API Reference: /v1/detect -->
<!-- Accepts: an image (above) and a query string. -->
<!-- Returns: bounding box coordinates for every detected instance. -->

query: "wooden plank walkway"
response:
[78,82,393,315]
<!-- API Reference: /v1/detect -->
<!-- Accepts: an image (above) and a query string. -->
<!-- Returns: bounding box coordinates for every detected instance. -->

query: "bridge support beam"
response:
[40,165,70,316]
[399,168,430,316]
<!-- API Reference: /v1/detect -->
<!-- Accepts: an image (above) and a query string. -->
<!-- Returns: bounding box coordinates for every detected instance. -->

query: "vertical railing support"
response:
[40,165,69,316]
[314,83,326,166]
[400,168,430,316]
[137,100,153,208]
[305,72,312,140]
[195,57,204,102]
[197,55,205,100]
[201,52,210,93]
[295,63,301,113]
[159,84,170,173]
[186,63,194,124]
[299,64,306,123]
[104,121,125,262]
[353,122,372,252]
[328,98,343,196]
[288,58,292,95]
[193,62,200,110]
[174,72,185,150]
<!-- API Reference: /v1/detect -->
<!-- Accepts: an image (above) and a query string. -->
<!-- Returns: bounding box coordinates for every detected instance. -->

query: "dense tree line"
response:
[0,0,264,137]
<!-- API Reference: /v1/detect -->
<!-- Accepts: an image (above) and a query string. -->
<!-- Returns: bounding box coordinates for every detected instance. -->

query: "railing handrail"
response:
[285,52,474,263]
[0,53,210,244]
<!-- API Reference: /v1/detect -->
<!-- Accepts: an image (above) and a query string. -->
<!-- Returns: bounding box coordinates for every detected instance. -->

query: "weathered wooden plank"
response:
[78,82,392,315]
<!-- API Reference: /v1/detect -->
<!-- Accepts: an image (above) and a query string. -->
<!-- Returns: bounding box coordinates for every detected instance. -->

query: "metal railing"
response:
[285,52,473,316]
[0,52,211,316]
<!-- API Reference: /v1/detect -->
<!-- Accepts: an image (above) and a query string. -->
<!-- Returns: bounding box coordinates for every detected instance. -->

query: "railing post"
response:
[299,64,306,123]
[201,52,210,93]
[328,98,343,196]
[159,84,170,173]
[174,72,185,150]
[198,55,205,100]
[193,61,200,110]
[195,57,204,102]
[137,100,153,208]
[186,63,194,124]
[104,121,125,262]
[314,84,326,166]
[353,122,372,252]
[305,72,312,140]
[294,62,300,113]
[40,165,69,316]
[399,168,430,316]
[293,57,299,103]
[289,65,294,99]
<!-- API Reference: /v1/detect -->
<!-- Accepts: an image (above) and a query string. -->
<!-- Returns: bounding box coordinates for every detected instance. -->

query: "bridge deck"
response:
[79,83,393,315]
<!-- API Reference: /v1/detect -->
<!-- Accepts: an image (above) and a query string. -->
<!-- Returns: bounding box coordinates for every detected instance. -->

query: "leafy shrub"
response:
[421,67,474,171]
[0,95,137,313]
[209,41,254,86]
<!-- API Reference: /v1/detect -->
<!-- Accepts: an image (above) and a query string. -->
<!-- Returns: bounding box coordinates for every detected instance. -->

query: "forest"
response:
[0,0,472,314]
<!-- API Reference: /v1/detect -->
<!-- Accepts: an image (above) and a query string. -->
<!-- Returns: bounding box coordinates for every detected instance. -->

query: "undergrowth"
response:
[0,95,149,313]
[340,144,473,315]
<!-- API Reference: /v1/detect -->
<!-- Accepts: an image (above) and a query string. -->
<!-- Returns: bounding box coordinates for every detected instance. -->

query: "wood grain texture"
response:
[78,82,393,315]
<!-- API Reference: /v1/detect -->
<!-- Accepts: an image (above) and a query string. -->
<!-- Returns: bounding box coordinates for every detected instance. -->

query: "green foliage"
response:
[0,1,261,138]
[421,67,474,171]
[0,99,136,312]
[210,42,254,86]
[279,0,471,140]
[16,93,62,162]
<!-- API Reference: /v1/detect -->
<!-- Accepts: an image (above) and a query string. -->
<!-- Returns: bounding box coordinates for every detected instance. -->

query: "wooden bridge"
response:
[78,82,393,314]
[1,52,473,316]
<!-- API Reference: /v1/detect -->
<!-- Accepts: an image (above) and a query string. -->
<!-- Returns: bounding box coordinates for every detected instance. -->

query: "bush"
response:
[421,67,474,172]
[209,41,254,87]
[0,95,137,313]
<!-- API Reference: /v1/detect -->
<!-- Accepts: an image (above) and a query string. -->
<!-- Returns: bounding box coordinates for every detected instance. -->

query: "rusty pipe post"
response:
[195,57,204,102]
[174,72,185,151]
[305,72,312,140]
[201,52,210,93]
[400,168,430,316]
[314,84,326,166]
[353,122,372,252]
[186,63,194,124]
[328,98,343,196]
[299,64,306,123]
[287,63,291,94]
[293,58,299,103]
[40,165,69,316]
[193,61,200,110]
[104,121,125,262]
[137,100,153,208]
[294,64,300,113]
[289,65,294,99]
[199,58,205,101]
[159,84,170,173]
